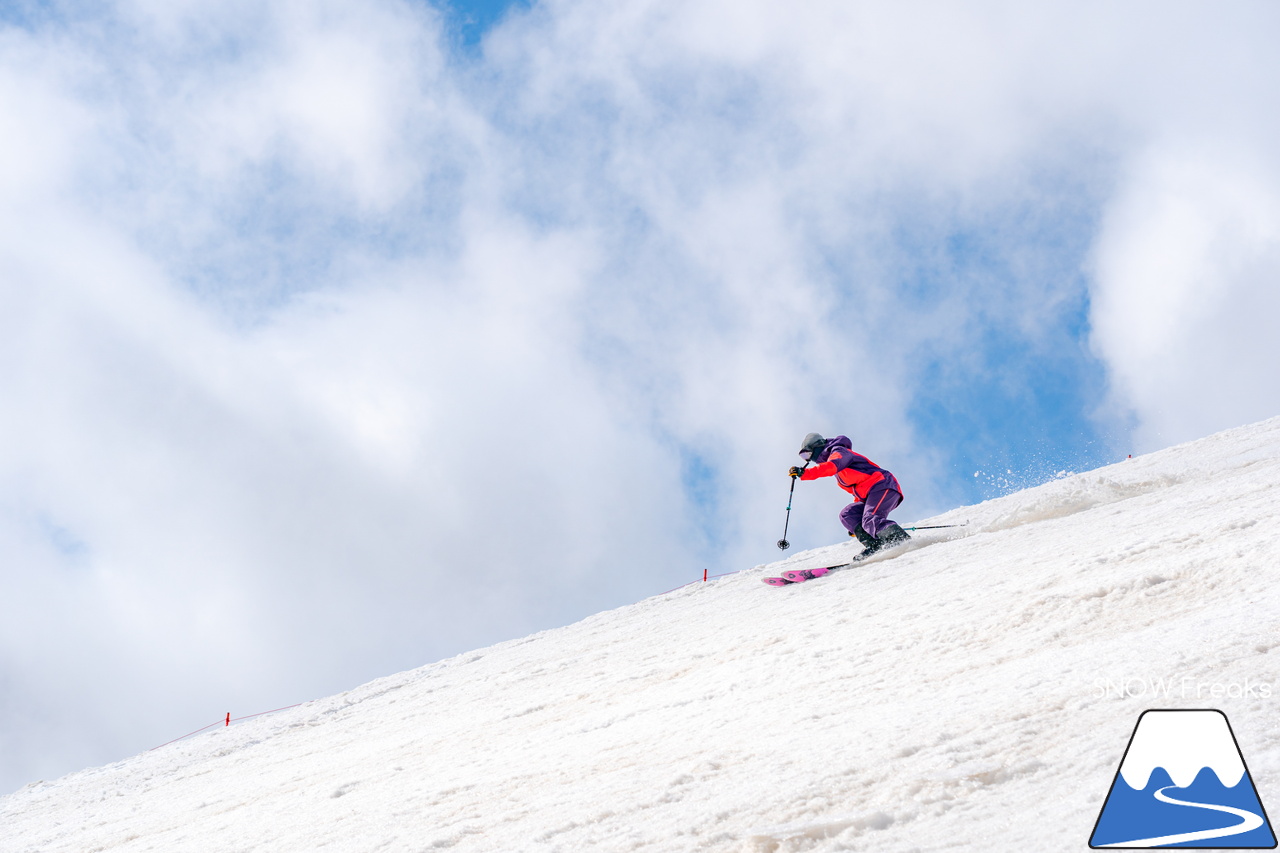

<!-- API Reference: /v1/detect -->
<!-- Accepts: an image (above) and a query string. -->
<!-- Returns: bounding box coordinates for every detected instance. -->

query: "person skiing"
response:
[788,432,910,561]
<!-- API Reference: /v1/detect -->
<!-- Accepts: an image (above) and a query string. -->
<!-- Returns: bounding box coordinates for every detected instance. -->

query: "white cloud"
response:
[1090,143,1280,448]
[1079,3,1280,449]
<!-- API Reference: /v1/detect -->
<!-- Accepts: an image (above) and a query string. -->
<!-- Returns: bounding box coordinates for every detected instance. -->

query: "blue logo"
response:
[1090,709,1276,848]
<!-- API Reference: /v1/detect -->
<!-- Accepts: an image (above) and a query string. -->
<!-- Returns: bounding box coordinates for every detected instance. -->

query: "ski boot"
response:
[850,526,881,562]
[877,522,911,548]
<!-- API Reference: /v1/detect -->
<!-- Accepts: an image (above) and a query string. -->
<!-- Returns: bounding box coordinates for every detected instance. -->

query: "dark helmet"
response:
[799,432,826,461]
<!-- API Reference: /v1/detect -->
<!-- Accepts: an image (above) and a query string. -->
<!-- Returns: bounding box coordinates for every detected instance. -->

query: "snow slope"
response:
[4,418,1280,852]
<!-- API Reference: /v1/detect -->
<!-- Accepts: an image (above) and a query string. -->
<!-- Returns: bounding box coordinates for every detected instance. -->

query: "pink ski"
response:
[762,566,836,586]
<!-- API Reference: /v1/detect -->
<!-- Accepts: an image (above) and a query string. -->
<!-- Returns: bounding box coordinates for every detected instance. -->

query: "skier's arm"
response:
[800,446,853,481]
[799,460,837,480]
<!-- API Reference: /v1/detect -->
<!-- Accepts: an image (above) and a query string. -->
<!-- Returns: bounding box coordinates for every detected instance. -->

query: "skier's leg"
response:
[840,502,876,548]
[861,481,908,544]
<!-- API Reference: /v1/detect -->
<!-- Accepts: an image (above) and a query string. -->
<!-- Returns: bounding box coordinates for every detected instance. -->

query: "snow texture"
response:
[3,417,1280,852]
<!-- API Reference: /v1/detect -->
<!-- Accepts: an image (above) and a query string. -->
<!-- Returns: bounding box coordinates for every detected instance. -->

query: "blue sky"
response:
[435,0,530,48]
[2,0,1280,795]
[901,185,1118,503]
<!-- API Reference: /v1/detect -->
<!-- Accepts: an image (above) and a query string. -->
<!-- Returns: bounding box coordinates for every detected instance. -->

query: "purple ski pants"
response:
[839,480,903,539]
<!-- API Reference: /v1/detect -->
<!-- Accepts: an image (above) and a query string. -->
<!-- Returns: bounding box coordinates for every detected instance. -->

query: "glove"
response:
[789,466,804,478]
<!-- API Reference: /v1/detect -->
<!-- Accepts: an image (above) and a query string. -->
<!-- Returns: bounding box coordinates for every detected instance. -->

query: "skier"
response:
[788,432,910,561]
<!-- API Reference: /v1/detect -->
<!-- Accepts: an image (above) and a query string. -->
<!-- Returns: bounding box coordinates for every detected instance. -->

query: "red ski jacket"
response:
[799,436,902,501]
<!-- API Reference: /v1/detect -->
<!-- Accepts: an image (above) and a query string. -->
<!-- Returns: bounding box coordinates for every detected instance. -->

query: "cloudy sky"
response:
[2,0,1278,793]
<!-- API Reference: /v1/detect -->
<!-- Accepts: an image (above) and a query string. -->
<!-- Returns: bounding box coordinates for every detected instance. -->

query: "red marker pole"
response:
[225,712,231,727]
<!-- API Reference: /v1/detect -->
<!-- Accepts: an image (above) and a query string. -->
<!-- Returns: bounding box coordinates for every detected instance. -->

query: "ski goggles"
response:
[799,449,813,461]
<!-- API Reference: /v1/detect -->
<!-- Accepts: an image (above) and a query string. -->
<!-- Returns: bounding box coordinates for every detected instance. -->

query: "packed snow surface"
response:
[4,418,1280,852]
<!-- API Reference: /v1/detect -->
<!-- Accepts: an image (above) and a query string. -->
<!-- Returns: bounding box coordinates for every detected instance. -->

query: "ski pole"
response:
[904,523,967,531]
[777,466,807,550]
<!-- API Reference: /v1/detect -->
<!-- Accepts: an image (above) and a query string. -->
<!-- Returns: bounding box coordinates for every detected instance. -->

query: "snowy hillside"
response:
[4,418,1280,852]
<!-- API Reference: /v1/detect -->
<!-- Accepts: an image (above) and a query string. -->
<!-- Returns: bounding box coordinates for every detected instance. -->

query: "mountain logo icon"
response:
[1090,709,1276,848]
